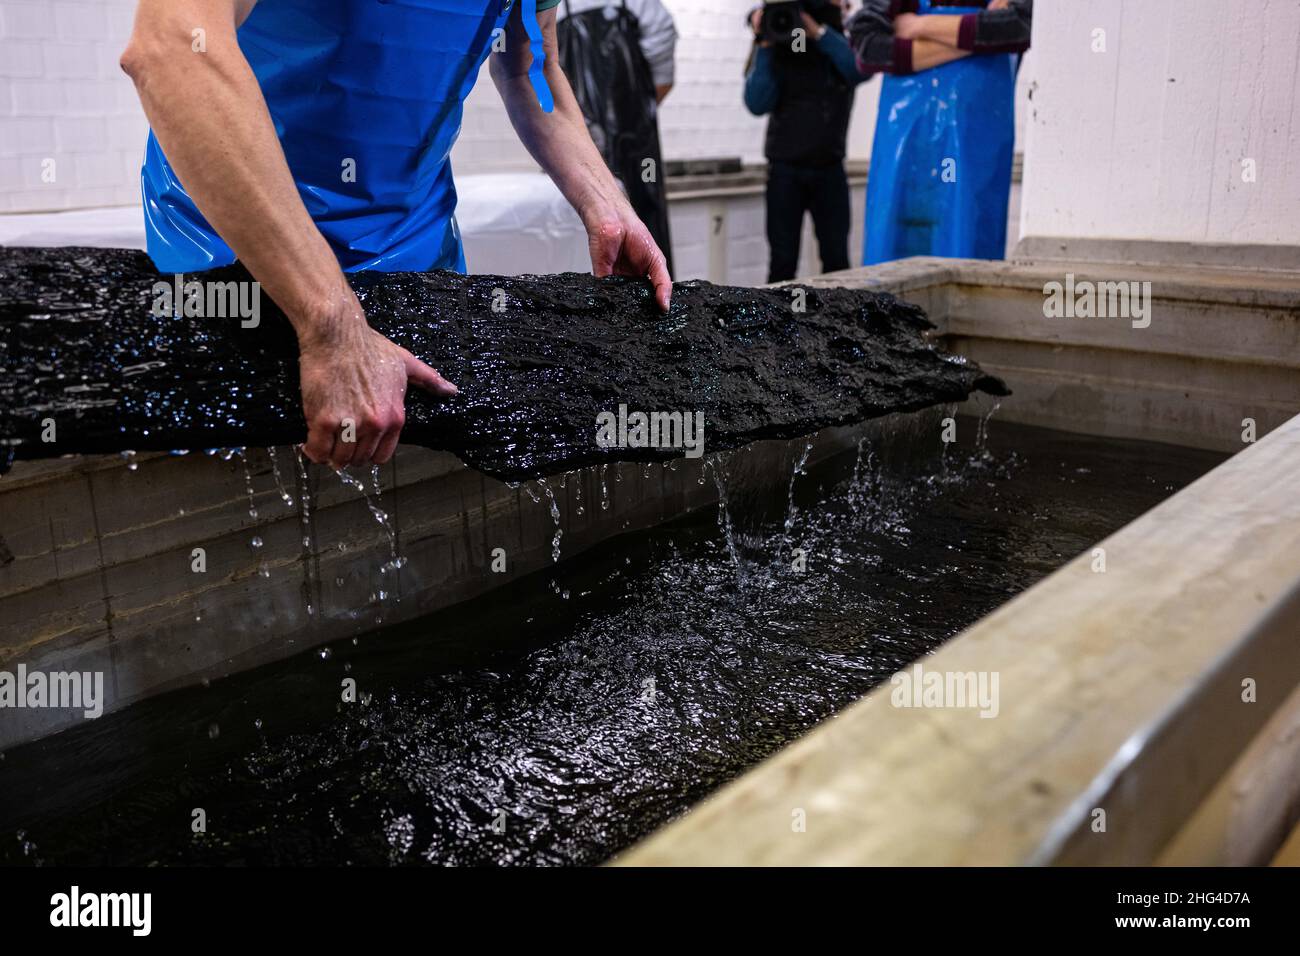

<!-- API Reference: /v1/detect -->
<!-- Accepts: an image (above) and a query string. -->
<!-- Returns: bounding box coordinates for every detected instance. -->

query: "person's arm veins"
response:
[120,0,454,468]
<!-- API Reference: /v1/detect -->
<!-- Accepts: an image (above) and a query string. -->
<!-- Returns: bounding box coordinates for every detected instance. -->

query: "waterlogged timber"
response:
[0,420,1223,866]
[0,246,1005,479]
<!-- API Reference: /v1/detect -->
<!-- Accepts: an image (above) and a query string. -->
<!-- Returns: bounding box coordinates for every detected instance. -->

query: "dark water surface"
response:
[0,418,1224,865]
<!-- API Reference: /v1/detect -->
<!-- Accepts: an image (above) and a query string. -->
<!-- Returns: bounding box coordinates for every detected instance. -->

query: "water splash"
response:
[781,439,814,554]
[706,455,742,574]
[975,400,1002,463]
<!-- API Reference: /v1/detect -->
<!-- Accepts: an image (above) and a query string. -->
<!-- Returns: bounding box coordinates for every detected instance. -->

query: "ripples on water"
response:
[0,418,1224,865]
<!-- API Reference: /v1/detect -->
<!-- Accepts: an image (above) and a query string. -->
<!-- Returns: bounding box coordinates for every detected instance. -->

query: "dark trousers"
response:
[765,160,851,284]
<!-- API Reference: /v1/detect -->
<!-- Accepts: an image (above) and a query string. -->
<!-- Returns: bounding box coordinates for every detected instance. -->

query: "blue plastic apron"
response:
[862,0,1016,265]
[141,0,554,275]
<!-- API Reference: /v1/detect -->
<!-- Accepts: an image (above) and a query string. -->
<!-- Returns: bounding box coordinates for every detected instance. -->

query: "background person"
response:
[557,0,678,276]
[848,0,1033,264]
[744,0,871,284]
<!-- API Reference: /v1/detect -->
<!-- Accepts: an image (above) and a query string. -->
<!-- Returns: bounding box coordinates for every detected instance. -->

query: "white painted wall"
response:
[1019,0,1300,248]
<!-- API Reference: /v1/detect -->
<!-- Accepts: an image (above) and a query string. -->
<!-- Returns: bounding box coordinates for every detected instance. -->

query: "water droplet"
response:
[319,647,332,661]
[254,718,263,731]
[335,576,345,588]
[207,722,220,739]
[250,536,263,550]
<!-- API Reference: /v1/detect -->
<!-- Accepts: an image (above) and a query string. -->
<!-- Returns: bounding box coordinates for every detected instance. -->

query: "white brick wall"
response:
[0,0,888,212]
[0,0,143,212]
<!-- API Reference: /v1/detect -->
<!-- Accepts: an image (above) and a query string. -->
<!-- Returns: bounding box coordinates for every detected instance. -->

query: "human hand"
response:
[297,296,457,467]
[583,201,673,312]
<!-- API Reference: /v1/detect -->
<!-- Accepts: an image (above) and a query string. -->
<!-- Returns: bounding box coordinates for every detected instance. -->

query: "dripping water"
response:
[294,447,316,617]
[781,439,814,555]
[237,447,258,520]
[267,447,296,508]
[537,477,563,563]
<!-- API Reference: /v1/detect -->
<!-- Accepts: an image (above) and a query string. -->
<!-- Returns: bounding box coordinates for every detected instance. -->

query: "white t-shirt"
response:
[555,0,679,88]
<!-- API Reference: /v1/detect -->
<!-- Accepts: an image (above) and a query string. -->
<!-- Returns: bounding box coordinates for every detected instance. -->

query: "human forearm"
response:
[815,27,869,85]
[955,0,1033,54]
[492,8,671,308]
[743,46,780,115]
[491,12,627,235]
[122,0,456,468]
[899,14,962,47]
[911,39,971,72]
[120,0,357,345]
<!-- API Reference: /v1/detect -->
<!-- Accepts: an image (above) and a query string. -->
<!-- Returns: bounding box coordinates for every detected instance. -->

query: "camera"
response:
[758,1,842,48]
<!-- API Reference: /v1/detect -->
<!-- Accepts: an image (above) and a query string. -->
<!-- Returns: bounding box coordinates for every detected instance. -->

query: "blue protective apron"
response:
[862,0,1016,265]
[141,0,554,275]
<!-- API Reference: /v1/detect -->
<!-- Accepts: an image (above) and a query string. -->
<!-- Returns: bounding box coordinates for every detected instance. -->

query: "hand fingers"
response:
[374,424,402,465]
[587,219,624,277]
[328,423,355,470]
[623,226,673,312]
[402,349,458,397]
[646,246,673,313]
[302,416,337,465]
[350,417,384,467]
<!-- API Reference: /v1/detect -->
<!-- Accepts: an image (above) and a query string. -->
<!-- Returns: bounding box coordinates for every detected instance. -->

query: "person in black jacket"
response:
[744,1,871,283]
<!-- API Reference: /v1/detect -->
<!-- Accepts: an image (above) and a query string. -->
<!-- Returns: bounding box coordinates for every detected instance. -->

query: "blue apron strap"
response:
[521,0,555,113]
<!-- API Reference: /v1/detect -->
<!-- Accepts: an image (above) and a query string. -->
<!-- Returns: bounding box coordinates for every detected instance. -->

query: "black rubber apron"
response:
[557,0,675,277]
